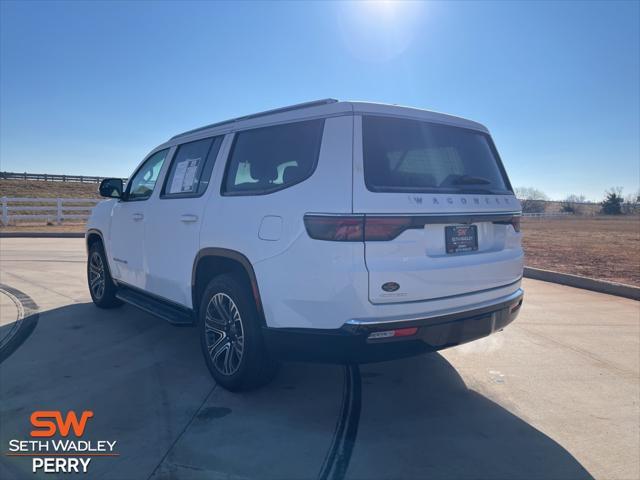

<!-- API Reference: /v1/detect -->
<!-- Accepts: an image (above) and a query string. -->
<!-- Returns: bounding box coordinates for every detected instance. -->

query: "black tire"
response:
[199,274,278,391]
[87,242,122,309]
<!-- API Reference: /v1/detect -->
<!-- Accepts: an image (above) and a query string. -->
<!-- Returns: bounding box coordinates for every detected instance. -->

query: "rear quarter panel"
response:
[199,115,365,328]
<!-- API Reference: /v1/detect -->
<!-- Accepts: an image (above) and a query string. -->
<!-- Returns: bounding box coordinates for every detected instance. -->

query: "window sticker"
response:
[169,158,201,193]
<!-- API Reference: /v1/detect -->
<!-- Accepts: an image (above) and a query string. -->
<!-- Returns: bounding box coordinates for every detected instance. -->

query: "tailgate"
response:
[353,114,523,304]
[363,213,523,304]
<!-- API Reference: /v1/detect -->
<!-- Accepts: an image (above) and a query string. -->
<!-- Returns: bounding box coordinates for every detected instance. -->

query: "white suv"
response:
[86,99,524,391]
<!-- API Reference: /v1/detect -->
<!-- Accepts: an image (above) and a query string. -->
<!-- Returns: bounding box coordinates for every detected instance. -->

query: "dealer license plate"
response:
[445,225,478,254]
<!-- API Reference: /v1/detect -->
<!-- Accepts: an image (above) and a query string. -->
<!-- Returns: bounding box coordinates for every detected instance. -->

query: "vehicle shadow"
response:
[0,301,213,480]
[0,301,593,480]
[352,354,595,479]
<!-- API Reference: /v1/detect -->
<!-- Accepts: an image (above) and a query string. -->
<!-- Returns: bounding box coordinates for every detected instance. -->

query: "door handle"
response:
[180,214,199,223]
[132,213,144,221]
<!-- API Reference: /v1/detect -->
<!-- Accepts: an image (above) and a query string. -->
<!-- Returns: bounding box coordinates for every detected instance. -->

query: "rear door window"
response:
[223,119,324,195]
[162,136,223,198]
[362,116,511,194]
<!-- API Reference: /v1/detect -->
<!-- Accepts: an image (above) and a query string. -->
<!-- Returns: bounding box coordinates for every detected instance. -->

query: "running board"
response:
[116,286,195,326]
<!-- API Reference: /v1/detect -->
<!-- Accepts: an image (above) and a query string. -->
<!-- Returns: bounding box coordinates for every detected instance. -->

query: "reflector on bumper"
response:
[368,327,418,340]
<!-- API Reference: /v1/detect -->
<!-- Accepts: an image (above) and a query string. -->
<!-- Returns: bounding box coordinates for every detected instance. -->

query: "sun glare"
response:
[366,1,399,14]
[338,1,425,62]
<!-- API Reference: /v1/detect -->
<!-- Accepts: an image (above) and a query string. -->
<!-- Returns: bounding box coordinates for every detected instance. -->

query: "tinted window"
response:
[362,116,511,194]
[127,149,169,200]
[162,136,223,198]
[223,119,324,195]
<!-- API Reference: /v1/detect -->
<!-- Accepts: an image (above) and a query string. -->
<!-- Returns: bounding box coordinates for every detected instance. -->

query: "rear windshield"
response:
[362,116,511,194]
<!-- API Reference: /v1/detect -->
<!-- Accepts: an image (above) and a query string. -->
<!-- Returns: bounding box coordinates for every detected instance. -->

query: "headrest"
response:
[250,161,278,182]
[392,172,437,187]
[282,165,301,185]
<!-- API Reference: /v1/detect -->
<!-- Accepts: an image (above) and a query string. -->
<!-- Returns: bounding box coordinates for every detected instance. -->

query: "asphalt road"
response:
[0,238,638,480]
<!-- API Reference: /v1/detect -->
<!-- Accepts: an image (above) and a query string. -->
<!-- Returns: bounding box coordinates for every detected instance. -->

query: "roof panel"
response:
[165,99,490,147]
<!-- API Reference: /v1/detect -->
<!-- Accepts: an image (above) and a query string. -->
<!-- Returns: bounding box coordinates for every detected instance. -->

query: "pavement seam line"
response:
[515,324,637,377]
[1,259,86,263]
[318,366,351,480]
[0,269,80,302]
[146,383,218,480]
[318,365,362,480]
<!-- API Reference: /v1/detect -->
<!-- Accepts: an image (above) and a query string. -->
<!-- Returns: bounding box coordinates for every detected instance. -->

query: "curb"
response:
[524,267,640,301]
[0,284,39,364]
[0,232,84,238]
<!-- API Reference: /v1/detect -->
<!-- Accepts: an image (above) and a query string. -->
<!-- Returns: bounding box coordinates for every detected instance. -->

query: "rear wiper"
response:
[451,175,492,185]
[455,188,497,195]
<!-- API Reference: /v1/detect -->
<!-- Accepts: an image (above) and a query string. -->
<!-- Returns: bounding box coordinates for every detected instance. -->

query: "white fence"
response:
[1,171,126,184]
[1,197,99,225]
[522,212,574,218]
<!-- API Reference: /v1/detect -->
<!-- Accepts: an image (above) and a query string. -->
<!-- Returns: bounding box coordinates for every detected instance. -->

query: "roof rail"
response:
[170,98,339,140]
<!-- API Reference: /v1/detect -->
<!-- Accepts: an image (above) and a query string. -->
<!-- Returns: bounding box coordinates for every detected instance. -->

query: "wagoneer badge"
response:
[381,282,400,292]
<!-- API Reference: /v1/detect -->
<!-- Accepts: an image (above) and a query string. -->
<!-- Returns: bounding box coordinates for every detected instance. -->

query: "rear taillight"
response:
[303,215,364,241]
[364,217,412,241]
[304,215,413,242]
[493,215,521,232]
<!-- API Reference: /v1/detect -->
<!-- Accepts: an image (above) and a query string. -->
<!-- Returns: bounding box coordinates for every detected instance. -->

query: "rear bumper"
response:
[263,289,523,363]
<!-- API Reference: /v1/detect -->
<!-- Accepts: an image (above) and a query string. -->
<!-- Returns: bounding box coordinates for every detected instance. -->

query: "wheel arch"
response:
[86,228,118,280]
[192,248,265,325]
[86,229,105,253]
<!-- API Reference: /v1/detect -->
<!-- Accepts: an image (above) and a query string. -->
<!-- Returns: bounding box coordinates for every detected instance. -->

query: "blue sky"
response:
[1,0,638,201]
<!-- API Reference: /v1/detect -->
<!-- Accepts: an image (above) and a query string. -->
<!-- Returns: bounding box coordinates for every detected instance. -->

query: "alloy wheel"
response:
[89,251,106,300]
[204,293,245,376]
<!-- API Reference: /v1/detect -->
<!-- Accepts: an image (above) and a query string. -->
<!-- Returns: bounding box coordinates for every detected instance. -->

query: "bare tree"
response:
[623,189,639,214]
[561,194,587,214]
[515,187,548,214]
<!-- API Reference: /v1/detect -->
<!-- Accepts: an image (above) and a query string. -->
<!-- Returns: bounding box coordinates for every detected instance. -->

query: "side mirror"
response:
[99,178,124,199]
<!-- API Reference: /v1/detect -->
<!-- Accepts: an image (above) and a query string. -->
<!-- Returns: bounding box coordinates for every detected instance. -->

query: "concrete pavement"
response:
[0,238,638,479]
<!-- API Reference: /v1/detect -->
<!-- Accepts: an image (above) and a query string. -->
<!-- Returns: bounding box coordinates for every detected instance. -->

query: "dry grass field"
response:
[0,179,100,199]
[2,180,639,286]
[522,216,640,286]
